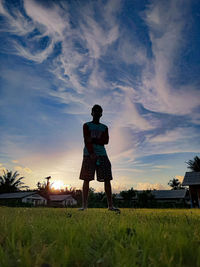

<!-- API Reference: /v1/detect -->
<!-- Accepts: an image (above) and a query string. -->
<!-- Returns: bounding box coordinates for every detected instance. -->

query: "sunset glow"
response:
[52,181,65,190]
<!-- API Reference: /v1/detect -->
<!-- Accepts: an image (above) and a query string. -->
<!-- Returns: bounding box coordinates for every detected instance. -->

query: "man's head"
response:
[91,104,103,119]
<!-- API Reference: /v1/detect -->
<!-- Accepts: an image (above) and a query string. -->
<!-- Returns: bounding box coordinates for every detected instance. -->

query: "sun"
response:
[52,180,64,190]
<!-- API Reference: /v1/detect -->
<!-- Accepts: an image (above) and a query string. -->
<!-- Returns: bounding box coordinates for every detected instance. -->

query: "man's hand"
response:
[91,129,109,146]
[91,138,99,144]
[90,153,97,161]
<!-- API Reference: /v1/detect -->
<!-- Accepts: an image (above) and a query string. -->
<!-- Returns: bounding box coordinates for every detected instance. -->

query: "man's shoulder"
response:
[83,122,91,126]
[83,121,108,129]
[100,123,108,129]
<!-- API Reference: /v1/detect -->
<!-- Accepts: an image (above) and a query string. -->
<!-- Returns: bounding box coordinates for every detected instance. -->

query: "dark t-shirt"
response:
[83,122,108,156]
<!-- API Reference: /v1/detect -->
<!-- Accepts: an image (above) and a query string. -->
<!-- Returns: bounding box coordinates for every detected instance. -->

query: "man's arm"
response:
[83,123,94,155]
[92,127,109,146]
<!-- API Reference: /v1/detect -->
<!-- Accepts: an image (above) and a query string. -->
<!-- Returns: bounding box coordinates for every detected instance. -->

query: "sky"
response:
[0,0,200,192]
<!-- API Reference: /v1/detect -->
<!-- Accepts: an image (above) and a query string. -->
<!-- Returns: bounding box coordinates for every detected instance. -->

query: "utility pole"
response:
[45,176,51,191]
[45,176,51,205]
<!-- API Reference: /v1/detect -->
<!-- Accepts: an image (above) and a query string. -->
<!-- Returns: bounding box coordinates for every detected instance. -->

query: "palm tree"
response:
[168,178,181,190]
[0,170,28,193]
[186,156,200,172]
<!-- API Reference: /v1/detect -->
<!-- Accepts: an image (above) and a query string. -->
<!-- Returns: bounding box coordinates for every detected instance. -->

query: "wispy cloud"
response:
[149,127,200,143]
[140,0,200,115]
[154,165,171,169]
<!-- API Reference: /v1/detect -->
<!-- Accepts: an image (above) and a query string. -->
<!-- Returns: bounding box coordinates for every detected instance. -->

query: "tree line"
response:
[0,156,199,208]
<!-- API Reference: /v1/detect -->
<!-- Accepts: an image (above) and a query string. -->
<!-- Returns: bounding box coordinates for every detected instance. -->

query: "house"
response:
[135,190,189,207]
[49,194,77,207]
[116,190,189,207]
[151,189,189,205]
[182,172,200,208]
[0,191,47,206]
[115,194,123,200]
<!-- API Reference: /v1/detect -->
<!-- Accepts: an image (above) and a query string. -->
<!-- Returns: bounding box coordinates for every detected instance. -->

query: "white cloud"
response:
[139,0,200,115]
[109,148,136,165]
[109,84,153,131]
[24,0,68,36]
[149,127,200,144]
[0,0,34,35]
[117,35,147,65]
[110,175,134,193]
[150,130,183,143]
[108,87,154,159]
[14,40,55,64]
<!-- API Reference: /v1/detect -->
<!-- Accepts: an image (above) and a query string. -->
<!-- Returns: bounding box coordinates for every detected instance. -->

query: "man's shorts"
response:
[79,156,113,182]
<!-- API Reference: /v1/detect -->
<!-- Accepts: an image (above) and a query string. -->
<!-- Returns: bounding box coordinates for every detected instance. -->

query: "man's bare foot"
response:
[78,207,87,211]
[108,207,121,213]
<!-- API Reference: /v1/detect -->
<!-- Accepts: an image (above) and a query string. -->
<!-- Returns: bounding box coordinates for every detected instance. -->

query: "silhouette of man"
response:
[79,104,120,212]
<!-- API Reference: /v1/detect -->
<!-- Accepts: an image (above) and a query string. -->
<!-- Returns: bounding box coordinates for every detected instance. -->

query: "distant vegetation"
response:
[168,178,185,190]
[186,156,200,172]
[1,156,199,208]
[0,170,28,193]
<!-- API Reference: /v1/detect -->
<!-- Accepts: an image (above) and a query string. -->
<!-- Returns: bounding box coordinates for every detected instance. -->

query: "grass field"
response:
[0,207,200,267]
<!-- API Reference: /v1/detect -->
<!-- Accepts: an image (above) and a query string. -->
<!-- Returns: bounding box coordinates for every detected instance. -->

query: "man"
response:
[79,104,120,212]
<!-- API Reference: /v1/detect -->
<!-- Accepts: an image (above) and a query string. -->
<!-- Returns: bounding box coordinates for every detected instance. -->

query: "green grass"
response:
[0,208,200,267]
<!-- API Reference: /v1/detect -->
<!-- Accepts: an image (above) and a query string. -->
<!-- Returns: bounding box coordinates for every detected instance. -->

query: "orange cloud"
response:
[0,167,6,174]
[23,167,32,173]
[12,160,19,163]
[15,166,32,173]
[135,182,167,190]
[175,175,184,183]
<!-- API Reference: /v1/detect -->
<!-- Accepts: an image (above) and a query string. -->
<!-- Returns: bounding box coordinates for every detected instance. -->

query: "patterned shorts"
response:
[79,156,113,182]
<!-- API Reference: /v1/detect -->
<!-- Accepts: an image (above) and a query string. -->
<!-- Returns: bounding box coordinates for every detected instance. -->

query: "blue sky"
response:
[0,0,200,192]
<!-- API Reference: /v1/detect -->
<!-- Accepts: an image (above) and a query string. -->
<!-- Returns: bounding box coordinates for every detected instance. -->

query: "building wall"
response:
[189,185,200,208]
[22,195,47,206]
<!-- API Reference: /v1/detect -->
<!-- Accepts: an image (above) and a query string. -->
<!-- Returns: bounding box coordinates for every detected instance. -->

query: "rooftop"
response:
[182,172,200,186]
[117,190,188,200]
[0,191,37,199]
[151,190,187,199]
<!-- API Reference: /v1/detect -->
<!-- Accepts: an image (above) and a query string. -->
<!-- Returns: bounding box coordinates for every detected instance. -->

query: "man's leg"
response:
[104,180,113,209]
[82,180,90,209]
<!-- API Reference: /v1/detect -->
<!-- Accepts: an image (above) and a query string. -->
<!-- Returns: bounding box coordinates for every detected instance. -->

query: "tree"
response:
[137,190,155,208]
[186,156,200,172]
[87,188,107,208]
[37,177,53,204]
[168,178,183,190]
[73,189,82,206]
[119,187,136,207]
[120,187,136,200]
[0,170,28,193]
